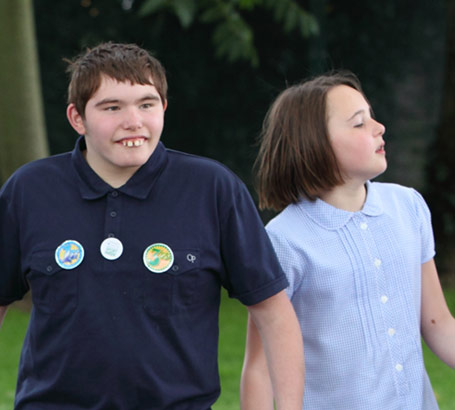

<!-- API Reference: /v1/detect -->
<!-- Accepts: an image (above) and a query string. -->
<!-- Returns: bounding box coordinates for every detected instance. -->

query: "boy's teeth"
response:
[121,139,144,147]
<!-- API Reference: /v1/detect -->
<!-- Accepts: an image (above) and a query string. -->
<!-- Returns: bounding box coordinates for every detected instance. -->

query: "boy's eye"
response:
[354,123,364,128]
[141,101,159,109]
[105,106,119,111]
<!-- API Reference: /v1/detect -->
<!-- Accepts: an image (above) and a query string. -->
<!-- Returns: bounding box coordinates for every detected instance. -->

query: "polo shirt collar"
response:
[298,181,384,230]
[71,136,168,200]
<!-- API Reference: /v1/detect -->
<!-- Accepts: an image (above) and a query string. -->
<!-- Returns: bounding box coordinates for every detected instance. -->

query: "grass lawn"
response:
[1,290,454,410]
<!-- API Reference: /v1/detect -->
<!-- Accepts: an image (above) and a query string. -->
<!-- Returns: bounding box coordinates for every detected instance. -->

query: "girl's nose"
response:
[374,119,386,137]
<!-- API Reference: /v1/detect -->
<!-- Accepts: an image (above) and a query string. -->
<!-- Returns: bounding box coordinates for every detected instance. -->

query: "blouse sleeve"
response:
[266,222,305,302]
[411,188,436,264]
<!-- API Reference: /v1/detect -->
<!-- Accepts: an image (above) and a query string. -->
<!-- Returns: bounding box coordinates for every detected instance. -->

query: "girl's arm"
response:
[241,290,304,410]
[420,258,455,368]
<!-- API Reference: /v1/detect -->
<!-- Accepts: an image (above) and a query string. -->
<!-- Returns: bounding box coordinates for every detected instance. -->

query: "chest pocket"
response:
[143,249,201,316]
[27,252,78,315]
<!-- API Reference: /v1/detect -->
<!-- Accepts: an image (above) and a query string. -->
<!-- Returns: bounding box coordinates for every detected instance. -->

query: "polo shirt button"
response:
[172,265,179,272]
[388,328,396,336]
[360,222,368,230]
[395,364,403,372]
[110,211,117,217]
[381,295,388,304]
[111,191,119,198]
[374,258,382,267]
[46,265,53,272]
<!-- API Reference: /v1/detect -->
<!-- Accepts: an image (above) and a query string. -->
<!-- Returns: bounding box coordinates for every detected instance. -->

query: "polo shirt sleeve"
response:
[219,182,288,306]
[0,179,29,305]
[411,188,435,264]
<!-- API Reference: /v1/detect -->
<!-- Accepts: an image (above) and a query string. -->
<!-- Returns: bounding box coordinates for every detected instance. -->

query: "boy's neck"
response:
[83,150,138,189]
[320,182,367,212]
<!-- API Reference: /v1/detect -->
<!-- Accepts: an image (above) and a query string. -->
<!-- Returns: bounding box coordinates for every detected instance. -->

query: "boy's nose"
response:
[122,109,142,130]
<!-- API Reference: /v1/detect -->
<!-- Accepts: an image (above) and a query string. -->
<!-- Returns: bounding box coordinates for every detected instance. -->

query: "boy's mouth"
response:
[118,137,145,147]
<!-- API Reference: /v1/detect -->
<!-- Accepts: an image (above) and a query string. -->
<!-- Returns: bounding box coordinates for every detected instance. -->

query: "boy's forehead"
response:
[90,74,160,98]
[98,73,156,88]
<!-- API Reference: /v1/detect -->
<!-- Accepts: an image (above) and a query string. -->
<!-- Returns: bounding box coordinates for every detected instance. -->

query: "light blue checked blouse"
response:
[266,181,439,410]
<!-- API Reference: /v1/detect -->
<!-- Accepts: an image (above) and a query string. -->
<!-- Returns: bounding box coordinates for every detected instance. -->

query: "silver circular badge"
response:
[100,237,124,260]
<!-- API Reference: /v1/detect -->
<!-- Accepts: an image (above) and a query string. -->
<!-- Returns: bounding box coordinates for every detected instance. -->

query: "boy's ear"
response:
[162,99,168,112]
[66,104,86,135]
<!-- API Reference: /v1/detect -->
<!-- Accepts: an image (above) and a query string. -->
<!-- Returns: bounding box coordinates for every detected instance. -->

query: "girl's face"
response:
[326,85,386,185]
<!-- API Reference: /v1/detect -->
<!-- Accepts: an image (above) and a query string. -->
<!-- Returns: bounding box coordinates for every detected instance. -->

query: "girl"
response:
[240,71,455,410]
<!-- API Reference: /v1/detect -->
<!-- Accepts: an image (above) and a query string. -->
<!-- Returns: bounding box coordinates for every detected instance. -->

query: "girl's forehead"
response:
[326,85,369,119]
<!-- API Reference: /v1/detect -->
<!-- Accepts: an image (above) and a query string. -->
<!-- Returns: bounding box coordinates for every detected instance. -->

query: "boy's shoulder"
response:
[1,152,72,193]
[165,148,245,187]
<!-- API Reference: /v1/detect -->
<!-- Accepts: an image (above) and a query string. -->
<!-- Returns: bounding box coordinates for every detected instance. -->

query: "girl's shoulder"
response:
[370,181,430,217]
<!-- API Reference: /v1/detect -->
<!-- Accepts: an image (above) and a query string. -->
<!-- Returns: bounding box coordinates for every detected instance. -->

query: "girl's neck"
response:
[320,182,367,212]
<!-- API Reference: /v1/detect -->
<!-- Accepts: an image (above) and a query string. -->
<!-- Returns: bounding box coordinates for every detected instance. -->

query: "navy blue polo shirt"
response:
[0,137,288,410]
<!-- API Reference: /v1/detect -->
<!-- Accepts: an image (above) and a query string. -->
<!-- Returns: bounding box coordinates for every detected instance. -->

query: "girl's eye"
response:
[354,123,364,128]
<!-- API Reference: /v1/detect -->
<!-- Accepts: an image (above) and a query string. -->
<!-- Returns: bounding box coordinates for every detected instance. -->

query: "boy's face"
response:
[67,75,167,186]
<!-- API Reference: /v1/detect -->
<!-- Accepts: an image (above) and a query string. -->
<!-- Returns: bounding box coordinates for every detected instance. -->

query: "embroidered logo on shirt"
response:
[55,240,84,270]
[143,243,174,273]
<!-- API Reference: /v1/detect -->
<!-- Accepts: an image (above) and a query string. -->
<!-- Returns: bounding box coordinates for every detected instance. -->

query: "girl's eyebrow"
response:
[347,109,365,121]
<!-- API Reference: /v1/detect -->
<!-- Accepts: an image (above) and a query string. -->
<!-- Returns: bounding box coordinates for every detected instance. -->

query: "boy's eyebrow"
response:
[94,94,161,107]
[94,98,120,107]
[137,94,161,103]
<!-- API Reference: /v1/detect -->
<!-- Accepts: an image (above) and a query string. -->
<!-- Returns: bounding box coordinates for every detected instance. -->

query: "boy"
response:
[0,42,304,409]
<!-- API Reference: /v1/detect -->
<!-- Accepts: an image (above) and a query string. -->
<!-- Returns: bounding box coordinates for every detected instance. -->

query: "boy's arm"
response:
[420,258,455,368]
[0,305,8,329]
[243,290,304,410]
[241,314,274,410]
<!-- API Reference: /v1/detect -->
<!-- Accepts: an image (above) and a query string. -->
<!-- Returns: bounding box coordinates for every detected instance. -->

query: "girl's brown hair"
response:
[65,42,167,118]
[255,71,364,211]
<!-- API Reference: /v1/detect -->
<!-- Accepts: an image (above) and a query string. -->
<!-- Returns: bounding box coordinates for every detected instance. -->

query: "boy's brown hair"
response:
[66,42,167,118]
[255,71,365,211]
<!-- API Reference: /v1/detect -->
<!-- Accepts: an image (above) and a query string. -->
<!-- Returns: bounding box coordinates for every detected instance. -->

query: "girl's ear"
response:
[66,104,86,135]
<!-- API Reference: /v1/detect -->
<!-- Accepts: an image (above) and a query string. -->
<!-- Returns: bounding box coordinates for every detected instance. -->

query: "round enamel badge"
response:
[143,243,174,273]
[100,237,123,260]
[55,240,84,270]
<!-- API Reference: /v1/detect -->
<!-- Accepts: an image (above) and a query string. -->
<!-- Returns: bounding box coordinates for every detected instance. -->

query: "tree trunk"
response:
[0,0,49,185]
